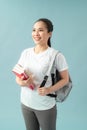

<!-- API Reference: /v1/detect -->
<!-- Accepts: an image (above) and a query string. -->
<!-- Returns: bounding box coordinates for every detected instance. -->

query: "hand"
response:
[16,74,34,87]
[37,87,50,96]
[22,74,33,87]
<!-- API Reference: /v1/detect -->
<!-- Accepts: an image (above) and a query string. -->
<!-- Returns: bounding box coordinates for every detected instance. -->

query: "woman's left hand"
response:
[37,87,50,96]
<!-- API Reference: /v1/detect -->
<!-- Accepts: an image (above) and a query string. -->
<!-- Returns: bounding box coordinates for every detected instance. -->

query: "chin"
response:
[35,41,41,45]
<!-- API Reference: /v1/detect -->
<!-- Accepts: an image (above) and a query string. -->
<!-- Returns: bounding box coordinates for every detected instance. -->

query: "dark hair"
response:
[35,18,53,47]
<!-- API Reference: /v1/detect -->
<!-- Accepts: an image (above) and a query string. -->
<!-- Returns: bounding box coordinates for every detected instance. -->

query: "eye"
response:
[32,29,36,32]
[39,29,44,31]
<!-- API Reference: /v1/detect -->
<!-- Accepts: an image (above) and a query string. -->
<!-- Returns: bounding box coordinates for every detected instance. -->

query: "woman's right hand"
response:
[16,74,33,87]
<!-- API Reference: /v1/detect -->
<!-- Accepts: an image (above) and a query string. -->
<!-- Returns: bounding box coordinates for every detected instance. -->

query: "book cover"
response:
[12,64,34,90]
[12,64,29,80]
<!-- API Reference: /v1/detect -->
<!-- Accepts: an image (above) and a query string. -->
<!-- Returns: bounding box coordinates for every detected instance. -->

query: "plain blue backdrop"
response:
[0,0,87,130]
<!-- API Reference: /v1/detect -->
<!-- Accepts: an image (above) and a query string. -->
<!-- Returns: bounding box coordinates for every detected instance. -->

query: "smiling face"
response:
[32,21,52,46]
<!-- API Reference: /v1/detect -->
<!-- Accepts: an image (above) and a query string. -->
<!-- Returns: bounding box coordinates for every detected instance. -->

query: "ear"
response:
[49,32,52,37]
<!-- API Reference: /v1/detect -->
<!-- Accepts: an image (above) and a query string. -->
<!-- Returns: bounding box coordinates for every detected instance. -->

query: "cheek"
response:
[43,35,50,41]
[32,32,33,37]
[32,33,35,40]
[41,33,48,39]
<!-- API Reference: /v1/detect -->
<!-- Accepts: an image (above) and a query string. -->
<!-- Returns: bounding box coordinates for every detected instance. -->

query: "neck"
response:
[34,45,49,54]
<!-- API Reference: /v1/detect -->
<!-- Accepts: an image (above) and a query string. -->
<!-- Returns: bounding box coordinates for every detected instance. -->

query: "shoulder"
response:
[47,47,59,56]
[21,47,34,55]
[48,47,59,52]
[48,47,65,59]
[23,47,34,53]
[48,48,68,69]
[48,47,66,58]
[55,51,67,64]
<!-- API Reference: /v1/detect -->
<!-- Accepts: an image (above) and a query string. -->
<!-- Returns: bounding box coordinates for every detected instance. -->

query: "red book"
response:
[12,64,34,90]
[12,64,29,80]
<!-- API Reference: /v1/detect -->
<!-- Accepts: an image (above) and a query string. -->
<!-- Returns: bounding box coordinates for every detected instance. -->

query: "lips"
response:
[33,37,41,41]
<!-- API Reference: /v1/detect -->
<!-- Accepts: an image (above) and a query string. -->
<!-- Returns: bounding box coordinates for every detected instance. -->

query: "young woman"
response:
[15,18,69,130]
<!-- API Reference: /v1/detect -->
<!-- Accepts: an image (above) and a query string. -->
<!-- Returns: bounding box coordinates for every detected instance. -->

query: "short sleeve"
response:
[17,50,26,67]
[55,53,68,72]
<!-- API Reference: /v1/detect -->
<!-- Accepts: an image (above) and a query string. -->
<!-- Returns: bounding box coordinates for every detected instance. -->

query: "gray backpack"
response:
[40,50,72,102]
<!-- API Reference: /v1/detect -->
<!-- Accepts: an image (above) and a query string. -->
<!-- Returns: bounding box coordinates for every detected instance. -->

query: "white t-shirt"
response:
[17,47,68,110]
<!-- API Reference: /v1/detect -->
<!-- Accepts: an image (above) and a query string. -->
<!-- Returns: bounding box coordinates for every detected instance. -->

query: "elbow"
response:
[15,76,18,84]
[15,76,21,86]
[65,75,69,85]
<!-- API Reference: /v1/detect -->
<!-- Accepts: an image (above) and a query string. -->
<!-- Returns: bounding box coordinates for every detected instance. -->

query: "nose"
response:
[35,30,39,35]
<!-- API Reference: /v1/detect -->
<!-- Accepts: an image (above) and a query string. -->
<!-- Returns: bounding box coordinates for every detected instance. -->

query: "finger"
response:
[21,75,25,80]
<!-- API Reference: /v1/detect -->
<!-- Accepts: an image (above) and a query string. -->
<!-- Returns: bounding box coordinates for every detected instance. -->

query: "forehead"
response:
[33,21,47,29]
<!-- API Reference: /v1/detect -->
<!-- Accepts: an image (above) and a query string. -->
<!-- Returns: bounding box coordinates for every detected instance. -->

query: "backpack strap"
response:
[40,50,59,98]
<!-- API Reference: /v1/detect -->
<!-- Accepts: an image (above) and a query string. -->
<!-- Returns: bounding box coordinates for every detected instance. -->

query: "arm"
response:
[49,69,69,93]
[38,69,69,96]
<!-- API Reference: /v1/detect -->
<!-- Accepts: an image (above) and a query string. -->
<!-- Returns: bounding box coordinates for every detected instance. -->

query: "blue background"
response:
[0,0,87,130]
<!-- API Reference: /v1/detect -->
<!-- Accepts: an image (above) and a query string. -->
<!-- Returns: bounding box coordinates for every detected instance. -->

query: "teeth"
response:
[34,37,40,40]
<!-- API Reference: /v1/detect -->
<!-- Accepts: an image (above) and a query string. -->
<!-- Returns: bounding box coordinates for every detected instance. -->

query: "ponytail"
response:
[48,38,51,47]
